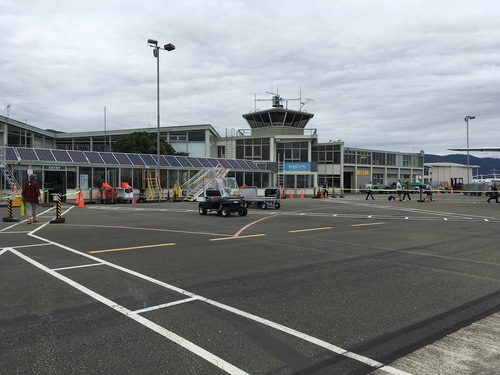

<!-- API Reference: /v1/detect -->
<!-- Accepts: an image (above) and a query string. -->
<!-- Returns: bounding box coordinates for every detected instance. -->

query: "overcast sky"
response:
[2,0,500,157]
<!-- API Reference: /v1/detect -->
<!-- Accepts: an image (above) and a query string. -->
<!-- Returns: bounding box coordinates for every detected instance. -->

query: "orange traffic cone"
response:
[75,191,80,206]
[131,195,135,204]
[289,190,294,199]
[300,189,304,199]
[78,190,85,208]
[450,187,454,195]
[13,185,18,198]
[437,187,441,195]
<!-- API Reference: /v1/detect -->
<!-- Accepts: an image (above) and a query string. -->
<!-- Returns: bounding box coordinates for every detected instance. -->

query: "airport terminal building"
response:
[1,98,424,200]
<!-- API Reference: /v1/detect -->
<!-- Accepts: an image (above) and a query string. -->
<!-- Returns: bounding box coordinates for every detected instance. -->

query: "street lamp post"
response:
[147,39,175,188]
[464,115,475,185]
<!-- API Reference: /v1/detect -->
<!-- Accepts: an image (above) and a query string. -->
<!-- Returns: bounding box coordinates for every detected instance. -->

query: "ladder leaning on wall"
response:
[143,170,164,202]
[1,146,21,204]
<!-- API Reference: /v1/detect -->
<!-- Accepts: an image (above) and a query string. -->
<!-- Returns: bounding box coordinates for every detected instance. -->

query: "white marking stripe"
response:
[53,263,105,271]
[351,222,385,227]
[288,227,332,233]
[209,234,266,241]
[21,233,412,374]
[134,297,199,314]
[7,248,248,375]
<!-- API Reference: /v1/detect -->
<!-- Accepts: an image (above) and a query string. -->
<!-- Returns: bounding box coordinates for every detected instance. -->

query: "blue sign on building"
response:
[284,162,311,172]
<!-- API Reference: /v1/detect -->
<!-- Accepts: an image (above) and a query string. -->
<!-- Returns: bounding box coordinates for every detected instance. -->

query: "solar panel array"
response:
[5,147,264,171]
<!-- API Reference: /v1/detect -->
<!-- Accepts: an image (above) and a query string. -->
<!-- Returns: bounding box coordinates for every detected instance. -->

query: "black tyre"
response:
[198,204,207,215]
[274,202,280,209]
[261,202,267,210]
[238,207,248,216]
[221,206,232,217]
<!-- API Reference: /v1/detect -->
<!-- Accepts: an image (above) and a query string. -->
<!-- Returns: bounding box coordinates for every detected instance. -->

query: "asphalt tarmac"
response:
[1,193,499,374]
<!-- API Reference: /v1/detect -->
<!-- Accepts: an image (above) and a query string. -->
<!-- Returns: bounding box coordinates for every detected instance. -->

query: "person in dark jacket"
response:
[22,174,41,224]
[487,183,499,203]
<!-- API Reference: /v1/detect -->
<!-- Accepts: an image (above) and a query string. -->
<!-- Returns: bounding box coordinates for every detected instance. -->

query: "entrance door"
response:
[44,171,66,202]
[343,172,353,193]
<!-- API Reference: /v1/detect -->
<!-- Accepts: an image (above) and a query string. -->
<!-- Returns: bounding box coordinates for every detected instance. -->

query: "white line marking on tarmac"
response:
[288,227,332,233]
[7,247,249,375]
[209,234,266,241]
[15,233,412,374]
[53,263,105,271]
[351,222,385,227]
[134,297,200,314]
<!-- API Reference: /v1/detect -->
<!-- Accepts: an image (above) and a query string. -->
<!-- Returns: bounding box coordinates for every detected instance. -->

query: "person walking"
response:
[395,179,403,201]
[365,181,375,200]
[402,180,412,201]
[425,182,433,202]
[22,174,41,224]
[487,183,499,203]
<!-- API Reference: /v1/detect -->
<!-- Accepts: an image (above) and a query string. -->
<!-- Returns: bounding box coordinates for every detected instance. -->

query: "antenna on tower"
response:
[5,103,11,118]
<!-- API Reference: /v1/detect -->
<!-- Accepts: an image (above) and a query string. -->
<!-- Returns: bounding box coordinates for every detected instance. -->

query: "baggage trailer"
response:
[240,186,281,210]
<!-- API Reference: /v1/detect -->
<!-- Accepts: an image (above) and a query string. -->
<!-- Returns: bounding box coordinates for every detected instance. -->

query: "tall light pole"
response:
[147,39,175,186]
[464,115,475,185]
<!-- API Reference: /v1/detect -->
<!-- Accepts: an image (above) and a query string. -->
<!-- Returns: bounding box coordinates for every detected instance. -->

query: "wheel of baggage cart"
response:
[274,202,280,209]
[243,201,249,208]
[238,206,248,216]
[221,206,232,217]
[260,202,267,210]
[198,204,207,215]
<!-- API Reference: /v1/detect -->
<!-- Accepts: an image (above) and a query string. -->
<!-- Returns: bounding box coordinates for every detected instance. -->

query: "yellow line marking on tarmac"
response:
[209,234,266,241]
[288,227,332,233]
[90,243,176,253]
[351,222,385,227]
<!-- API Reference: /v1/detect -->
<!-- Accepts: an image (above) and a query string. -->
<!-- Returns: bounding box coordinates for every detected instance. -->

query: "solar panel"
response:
[227,159,242,169]
[84,151,105,164]
[198,158,213,168]
[164,155,181,167]
[205,158,220,167]
[175,156,194,168]
[216,158,232,168]
[52,149,72,163]
[159,156,171,167]
[4,147,16,161]
[17,148,39,161]
[67,150,88,163]
[232,160,249,169]
[187,157,203,168]
[139,154,157,166]
[245,160,262,170]
[114,153,133,165]
[35,149,56,161]
[99,152,119,165]
[126,153,145,166]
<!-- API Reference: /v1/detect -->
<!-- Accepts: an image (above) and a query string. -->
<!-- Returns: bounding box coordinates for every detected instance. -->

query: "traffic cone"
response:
[75,191,80,206]
[78,190,85,208]
[437,187,441,195]
[300,189,304,199]
[131,195,135,204]
[450,187,454,195]
[289,190,294,199]
[13,185,18,198]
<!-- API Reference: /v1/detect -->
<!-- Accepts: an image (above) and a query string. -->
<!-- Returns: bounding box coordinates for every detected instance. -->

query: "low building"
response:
[1,96,425,200]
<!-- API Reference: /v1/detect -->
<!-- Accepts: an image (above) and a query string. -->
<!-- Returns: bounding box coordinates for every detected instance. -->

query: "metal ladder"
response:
[144,170,164,201]
[1,147,20,203]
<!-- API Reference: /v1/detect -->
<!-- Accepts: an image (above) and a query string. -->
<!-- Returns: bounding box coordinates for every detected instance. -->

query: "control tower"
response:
[242,94,314,136]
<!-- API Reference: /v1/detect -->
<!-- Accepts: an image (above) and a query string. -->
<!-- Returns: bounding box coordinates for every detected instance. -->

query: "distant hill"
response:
[425,154,500,178]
